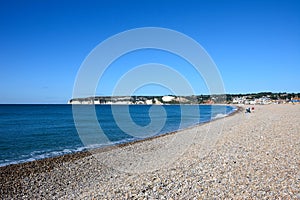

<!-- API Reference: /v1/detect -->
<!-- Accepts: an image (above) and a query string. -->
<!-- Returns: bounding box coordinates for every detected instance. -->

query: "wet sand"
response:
[1,104,299,199]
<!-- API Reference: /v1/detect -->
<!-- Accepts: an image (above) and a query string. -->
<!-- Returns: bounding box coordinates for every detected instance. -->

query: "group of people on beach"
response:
[245,107,254,113]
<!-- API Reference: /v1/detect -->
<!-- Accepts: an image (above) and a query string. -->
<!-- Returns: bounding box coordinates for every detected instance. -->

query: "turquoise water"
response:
[0,104,235,166]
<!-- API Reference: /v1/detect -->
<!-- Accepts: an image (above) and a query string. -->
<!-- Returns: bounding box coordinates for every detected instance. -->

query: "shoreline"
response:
[0,105,241,197]
[0,105,240,171]
[2,104,299,198]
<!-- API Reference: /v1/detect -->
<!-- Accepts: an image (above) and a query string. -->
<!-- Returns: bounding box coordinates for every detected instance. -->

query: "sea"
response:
[0,104,236,167]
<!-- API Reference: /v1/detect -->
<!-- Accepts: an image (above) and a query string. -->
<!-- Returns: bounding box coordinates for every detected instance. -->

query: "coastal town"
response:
[68,92,300,105]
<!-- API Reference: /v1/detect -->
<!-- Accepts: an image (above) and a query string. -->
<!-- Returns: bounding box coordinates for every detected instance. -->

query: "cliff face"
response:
[68,95,202,105]
[68,93,300,105]
[68,96,133,105]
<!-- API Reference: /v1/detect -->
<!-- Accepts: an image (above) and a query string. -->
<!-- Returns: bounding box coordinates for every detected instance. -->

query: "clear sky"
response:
[0,0,299,103]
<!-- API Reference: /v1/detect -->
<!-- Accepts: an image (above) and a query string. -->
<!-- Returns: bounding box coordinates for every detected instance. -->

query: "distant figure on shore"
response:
[246,107,251,113]
[251,107,255,112]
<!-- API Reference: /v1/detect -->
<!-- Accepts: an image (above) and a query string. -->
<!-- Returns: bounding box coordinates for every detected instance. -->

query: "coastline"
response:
[0,104,237,168]
[1,104,299,198]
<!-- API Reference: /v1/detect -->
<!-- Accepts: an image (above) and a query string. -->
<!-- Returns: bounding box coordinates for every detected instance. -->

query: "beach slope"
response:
[1,104,299,199]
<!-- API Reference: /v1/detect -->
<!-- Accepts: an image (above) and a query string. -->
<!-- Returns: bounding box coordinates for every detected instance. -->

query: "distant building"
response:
[291,96,300,104]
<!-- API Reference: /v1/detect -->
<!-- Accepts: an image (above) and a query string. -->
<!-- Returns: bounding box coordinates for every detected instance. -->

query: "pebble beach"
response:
[1,104,299,199]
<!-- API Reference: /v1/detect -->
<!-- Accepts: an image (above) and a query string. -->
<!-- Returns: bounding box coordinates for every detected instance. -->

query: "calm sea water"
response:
[0,104,235,166]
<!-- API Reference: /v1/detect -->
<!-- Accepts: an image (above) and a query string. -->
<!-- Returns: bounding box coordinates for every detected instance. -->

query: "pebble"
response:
[0,105,299,199]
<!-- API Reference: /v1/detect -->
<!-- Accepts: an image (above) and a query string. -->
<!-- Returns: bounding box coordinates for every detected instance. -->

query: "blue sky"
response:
[0,0,299,103]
